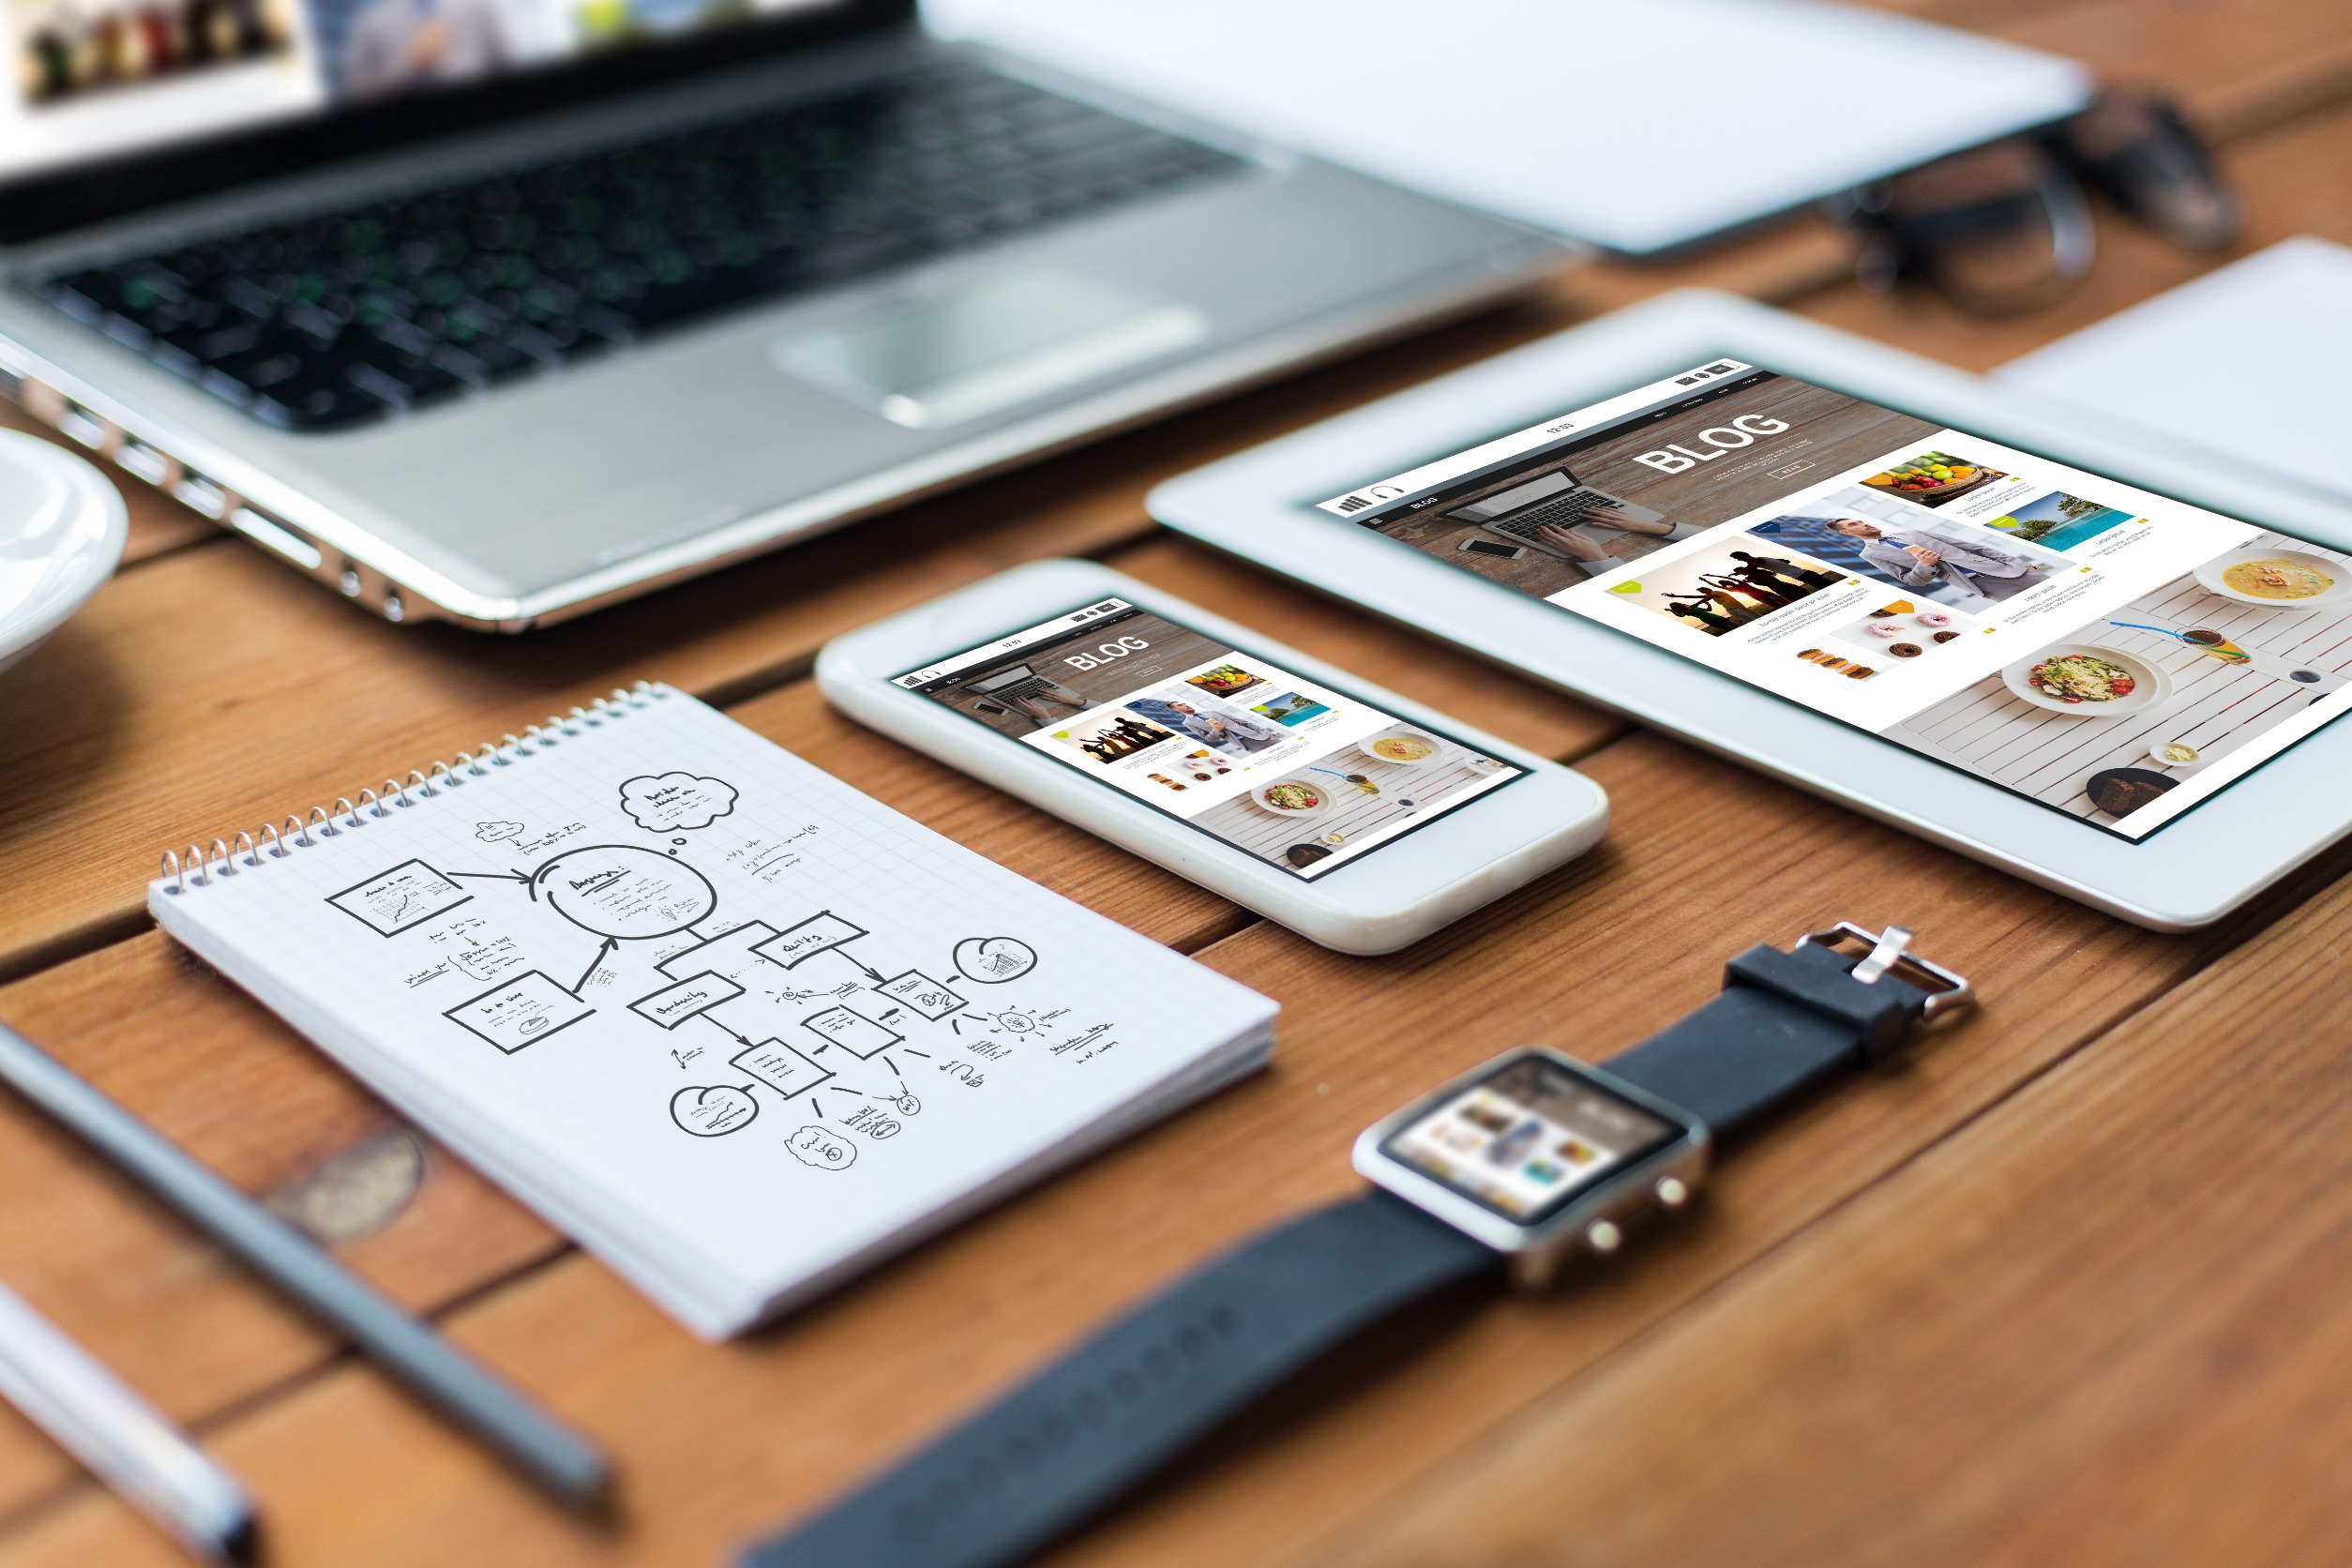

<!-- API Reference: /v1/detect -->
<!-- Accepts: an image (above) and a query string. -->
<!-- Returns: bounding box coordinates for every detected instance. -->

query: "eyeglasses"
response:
[1827,93,2244,317]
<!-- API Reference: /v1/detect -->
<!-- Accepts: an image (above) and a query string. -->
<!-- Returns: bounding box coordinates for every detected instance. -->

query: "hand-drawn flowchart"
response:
[324,769,1062,1156]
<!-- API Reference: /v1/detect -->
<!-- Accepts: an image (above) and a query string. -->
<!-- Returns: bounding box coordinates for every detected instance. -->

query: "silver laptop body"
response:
[0,11,1576,629]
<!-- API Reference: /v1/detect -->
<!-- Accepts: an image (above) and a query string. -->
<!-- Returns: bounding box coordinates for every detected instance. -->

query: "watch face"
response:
[1379,1054,1680,1224]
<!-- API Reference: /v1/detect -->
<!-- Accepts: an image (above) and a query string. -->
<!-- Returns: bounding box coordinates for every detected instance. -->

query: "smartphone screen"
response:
[1319,359,2352,841]
[893,600,1530,879]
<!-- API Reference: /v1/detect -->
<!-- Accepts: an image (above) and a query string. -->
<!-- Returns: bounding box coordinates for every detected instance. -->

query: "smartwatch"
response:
[744,923,1972,1568]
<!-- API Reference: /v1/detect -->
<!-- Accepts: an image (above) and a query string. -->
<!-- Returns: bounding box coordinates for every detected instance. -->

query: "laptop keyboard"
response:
[35,63,1245,432]
[1483,490,1620,540]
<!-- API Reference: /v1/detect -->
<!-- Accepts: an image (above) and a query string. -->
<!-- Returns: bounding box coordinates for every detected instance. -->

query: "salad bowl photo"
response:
[2001,643,2172,718]
[1248,778,1332,819]
[2192,548,2348,611]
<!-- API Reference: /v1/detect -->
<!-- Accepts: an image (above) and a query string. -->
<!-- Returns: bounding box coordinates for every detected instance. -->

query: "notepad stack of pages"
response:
[149,686,1276,1338]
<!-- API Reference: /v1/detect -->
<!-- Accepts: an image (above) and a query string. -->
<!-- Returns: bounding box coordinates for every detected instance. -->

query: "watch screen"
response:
[1320,360,2352,842]
[1380,1055,1678,1223]
[891,598,1527,880]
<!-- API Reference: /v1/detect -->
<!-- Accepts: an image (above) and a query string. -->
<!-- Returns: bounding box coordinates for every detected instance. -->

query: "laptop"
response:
[1444,468,1663,559]
[0,0,1574,629]
[962,663,1060,701]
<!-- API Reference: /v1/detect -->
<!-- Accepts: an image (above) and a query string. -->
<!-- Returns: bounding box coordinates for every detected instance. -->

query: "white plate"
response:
[2001,643,2171,718]
[2192,547,2348,611]
[0,430,128,675]
[1359,730,1445,768]
[1248,778,1333,819]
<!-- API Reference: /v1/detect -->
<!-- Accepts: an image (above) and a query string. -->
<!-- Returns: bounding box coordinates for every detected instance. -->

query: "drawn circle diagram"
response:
[533,845,716,940]
[953,936,1037,985]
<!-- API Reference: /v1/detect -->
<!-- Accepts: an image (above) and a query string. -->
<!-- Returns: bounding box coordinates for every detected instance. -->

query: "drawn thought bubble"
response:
[671,1085,758,1137]
[788,1124,856,1171]
[475,820,525,843]
[620,773,739,833]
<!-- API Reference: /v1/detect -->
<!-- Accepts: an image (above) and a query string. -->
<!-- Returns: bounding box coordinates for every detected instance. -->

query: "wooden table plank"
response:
[0,725,2238,1566]
[1307,815,2352,1568]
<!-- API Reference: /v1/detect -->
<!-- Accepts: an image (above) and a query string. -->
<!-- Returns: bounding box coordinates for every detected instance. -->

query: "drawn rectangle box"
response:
[801,1004,902,1060]
[629,972,746,1030]
[327,859,472,937]
[656,921,777,981]
[875,971,964,1020]
[752,912,867,970]
[731,1040,831,1099]
[445,971,596,1053]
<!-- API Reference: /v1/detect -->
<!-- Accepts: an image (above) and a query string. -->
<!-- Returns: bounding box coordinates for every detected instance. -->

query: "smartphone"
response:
[816,560,1607,954]
[1457,537,1529,559]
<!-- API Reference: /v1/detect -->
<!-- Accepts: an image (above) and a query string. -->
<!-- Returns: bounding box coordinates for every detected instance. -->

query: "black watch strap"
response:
[742,1191,1498,1568]
[1601,925,1952,1137]
[744,925,1968,1568]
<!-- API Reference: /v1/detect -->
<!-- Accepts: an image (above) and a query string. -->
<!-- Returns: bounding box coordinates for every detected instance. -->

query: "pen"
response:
[0,1278,255,1562]
[0,1020,611,1508]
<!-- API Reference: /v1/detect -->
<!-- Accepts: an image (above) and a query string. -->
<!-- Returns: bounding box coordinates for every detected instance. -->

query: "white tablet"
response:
[1150,289,2352,929]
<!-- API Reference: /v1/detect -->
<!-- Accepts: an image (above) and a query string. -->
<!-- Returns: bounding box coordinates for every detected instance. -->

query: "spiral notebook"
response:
[147,685,1277,1339]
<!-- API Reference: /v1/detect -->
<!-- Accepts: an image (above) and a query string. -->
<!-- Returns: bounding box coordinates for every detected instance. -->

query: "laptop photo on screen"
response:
[0,0,1576,627]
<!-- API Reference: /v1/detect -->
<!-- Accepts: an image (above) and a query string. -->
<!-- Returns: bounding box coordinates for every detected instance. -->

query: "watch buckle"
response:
[1801,922,1975,1022]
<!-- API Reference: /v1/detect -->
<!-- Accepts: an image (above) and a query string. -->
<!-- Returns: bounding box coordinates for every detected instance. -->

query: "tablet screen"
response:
[1320,362,2352,840]
[892,599,1528,879]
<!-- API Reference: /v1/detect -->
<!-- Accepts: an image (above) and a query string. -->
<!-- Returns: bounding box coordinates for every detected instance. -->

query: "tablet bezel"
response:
[1148,288,2352,930]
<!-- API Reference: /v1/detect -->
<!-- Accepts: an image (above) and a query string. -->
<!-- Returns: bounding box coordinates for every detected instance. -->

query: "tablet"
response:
[1149,289,2352,929]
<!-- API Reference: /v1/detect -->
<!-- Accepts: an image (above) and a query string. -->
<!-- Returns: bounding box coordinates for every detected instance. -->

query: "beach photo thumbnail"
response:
[1983,490,2137,551]
[1249,690,1332,726]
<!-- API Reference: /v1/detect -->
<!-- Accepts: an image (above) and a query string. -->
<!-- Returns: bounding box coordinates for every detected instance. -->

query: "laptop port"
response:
[172,472,228,518]
[115,441,173,486]
[228,506,322,571]
[339,559,364,597]
[56,402,108,450]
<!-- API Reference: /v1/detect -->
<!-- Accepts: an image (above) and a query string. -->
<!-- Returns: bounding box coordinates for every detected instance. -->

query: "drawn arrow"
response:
[695,1013,757,1050]
[572,937,618,995]
[447,868,530,883]
[830,947,887,985]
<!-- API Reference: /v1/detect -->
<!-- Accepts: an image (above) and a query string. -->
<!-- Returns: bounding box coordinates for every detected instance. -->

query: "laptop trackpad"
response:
[769,267,1208,430]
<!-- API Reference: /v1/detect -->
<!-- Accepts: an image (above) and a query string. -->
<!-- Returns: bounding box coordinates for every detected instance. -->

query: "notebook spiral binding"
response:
[157,681,669,896]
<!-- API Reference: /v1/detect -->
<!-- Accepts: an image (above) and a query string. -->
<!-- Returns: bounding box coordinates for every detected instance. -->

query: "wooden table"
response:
[2,3,2350,1561]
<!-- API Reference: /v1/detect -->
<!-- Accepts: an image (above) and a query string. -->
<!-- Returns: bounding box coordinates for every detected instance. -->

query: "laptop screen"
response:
[1,0,848,184]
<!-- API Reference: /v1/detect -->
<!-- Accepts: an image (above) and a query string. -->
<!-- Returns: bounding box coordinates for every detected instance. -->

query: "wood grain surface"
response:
[0,0,2346,1562]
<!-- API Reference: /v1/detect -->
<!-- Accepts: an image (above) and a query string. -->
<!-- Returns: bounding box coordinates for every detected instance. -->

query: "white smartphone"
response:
[1152,289,2352,930]
[816,560,1608,954]
[1457,537,1528,559]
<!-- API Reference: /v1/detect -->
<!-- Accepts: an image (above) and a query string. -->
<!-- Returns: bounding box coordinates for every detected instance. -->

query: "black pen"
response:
[0,1020,611,1508]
